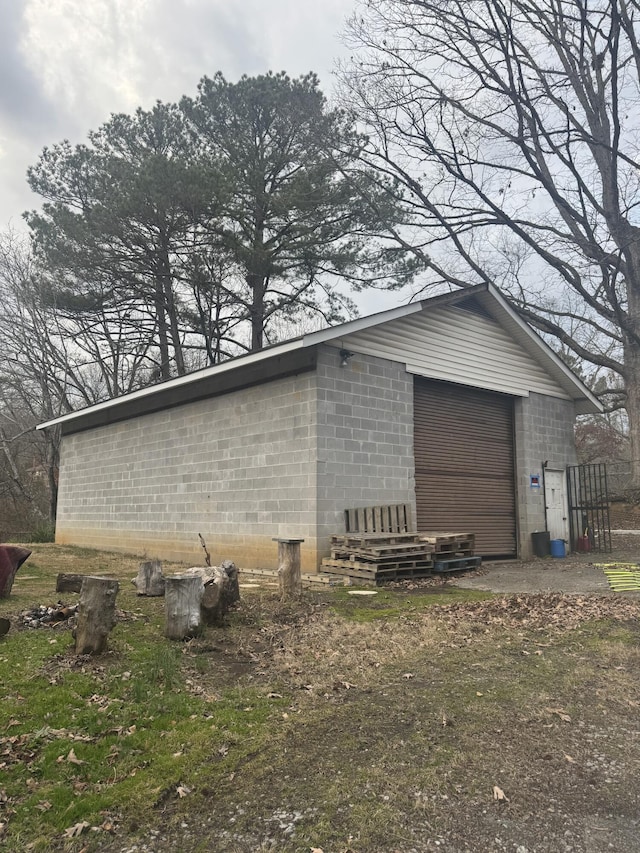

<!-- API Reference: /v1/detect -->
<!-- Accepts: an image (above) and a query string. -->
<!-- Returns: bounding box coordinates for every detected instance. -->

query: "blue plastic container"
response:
[550,539,566,558]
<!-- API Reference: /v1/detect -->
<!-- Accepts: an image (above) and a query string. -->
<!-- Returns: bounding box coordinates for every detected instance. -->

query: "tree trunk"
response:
[75,576,119,655]
[132,560,165,596]
[220,559,241,609]
[46,427,60,524]
[56,573,86,593]
[249,272,265,351]
[275,538,304,600]
[164,574,203,639]
[624,336,640,490]
[154,275,172,381]
[159,243,186,375]
[200,566,229,626]
[0,546,31,598]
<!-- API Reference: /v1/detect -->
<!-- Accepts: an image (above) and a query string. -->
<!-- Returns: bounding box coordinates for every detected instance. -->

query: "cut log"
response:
[75,576,119,655]
[221,560,240,608]
[0,546,32,598]
[164,574,203,640]
[273,538,304,600]
[132,560,165,596]
[56,573,86,593]
[201,566,228,626]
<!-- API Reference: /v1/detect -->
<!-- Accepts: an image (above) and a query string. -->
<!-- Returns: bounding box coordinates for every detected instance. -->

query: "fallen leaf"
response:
[310,848,324,853]
[35,801,52,812]
[334,681,356,690]
[545,707,571,723]
[66,748,85,765]
[564,753,576,763]
[63,821,90,838]
[493,785,509,803]
[176,784,191,798]
[267,692,283,699]
[402,673,415,679]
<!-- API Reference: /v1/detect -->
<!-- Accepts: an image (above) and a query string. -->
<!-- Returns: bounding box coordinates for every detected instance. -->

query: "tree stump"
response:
[200,566,229,626]
[164,574,203,639]
[0,546,32,598]
[56,573,86,593]
[220,560,240,609]
[273,538,304,600]
[132,560,165,596]
[75,577,119,655]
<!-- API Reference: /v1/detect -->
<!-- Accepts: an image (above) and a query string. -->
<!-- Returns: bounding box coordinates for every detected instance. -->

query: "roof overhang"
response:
[37,283,601,434]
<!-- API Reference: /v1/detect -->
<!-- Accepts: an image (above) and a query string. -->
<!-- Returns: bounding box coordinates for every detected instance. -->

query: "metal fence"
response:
[567,464,612,554]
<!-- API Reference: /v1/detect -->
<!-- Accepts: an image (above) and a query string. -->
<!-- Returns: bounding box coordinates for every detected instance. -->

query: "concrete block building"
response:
[38,284,601,571]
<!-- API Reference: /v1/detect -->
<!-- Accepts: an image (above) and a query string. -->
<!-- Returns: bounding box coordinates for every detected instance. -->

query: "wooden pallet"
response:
[431,547,474,559]
[344,504,413,535]
[331,533,422,548]
[321,558,435,585]
[420,532,474,547]
[433,556,482,573]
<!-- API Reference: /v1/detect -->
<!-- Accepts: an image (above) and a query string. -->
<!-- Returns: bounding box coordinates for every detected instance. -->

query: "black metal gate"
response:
[567,464,612,554]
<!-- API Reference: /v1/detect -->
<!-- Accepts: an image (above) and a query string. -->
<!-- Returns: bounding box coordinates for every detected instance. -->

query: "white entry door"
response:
[545,469,569,541]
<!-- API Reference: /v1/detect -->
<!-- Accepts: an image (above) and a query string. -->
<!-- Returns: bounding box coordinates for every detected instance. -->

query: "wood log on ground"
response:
[164,574,203,639]
[56,573,86,593]
[220,560,240,609]
[0,617,10,637]
[132,560,165,596]
[200,567,228,626]
[0,546,32,598]
[74,576,119,655]
[274,538,304,600]
[182,562,240,625]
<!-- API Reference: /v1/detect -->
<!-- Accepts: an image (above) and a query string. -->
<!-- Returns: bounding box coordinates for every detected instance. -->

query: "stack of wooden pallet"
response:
[322,531,434,584]
[320,505,481,585]
[419,532,480,573]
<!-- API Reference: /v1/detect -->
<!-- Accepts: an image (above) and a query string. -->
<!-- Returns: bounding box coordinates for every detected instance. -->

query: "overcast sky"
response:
[0,0,357,228]
[0,0,414,314]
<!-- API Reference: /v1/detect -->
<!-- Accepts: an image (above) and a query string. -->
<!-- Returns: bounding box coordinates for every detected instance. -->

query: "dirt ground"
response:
[6,542,640,853]
[455,532,640,594]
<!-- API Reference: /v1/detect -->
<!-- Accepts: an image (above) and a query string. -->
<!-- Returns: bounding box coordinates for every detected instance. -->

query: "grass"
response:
[329,584,492,621]
[1,544,640,851]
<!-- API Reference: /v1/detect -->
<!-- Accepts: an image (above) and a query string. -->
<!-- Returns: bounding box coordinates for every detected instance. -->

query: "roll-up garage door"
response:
[414,378,517,558]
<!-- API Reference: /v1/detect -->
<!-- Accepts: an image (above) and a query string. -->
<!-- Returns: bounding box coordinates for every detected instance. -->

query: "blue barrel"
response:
[550,539,566,558]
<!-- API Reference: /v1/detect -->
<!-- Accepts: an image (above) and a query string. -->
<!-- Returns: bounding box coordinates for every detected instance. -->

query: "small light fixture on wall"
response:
[339,349,353,368]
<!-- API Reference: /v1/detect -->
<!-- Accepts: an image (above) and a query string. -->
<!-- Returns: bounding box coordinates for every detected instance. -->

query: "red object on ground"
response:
[0,546,32,598]
[576,535,592,553]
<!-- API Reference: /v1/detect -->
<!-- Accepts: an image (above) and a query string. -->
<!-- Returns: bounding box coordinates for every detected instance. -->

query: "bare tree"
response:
[0,232,162,529]
[343,0,640,484]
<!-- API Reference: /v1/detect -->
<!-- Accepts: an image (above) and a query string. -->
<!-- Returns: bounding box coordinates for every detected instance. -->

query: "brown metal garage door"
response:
[414,378,517,558]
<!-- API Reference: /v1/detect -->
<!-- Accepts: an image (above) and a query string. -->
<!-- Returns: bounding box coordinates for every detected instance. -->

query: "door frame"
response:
[544,468,570,542]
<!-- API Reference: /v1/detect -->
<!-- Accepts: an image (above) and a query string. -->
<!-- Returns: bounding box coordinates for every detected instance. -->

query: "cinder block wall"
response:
[56,371,319,571]
[315,346,416,559]
[514,392,577,558]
